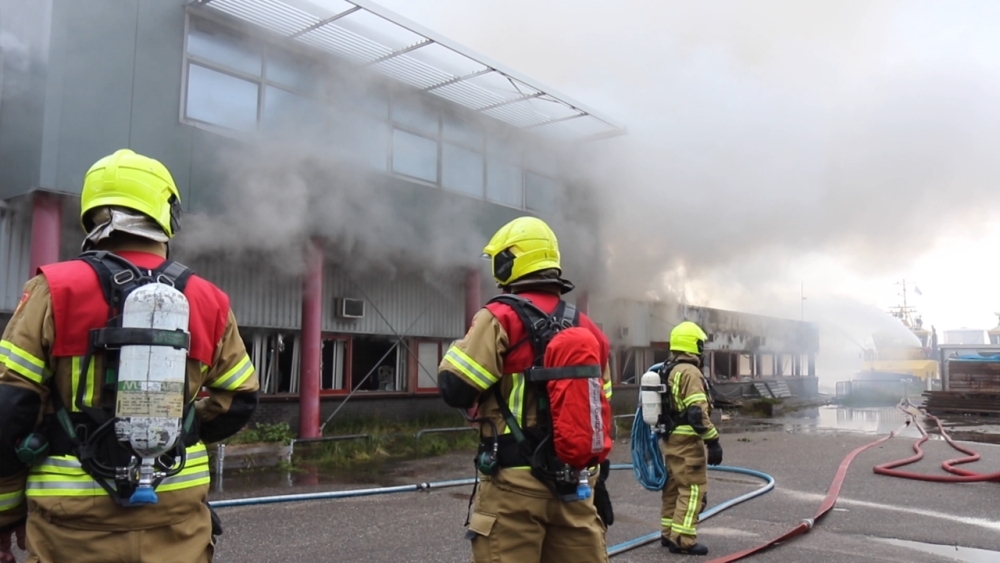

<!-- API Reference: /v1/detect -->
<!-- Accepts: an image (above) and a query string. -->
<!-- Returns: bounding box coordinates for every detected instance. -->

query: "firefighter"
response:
[437,216,614,563]
[659,321,723,556]
[0,149,259,563]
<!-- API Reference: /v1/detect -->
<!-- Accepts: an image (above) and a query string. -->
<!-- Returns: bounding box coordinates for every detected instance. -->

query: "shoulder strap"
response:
[154,260,194,293]
[487,294,580,365]
[77,251,145,317]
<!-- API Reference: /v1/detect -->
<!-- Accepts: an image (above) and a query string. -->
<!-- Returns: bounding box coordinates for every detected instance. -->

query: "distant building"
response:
[943,329,987,345]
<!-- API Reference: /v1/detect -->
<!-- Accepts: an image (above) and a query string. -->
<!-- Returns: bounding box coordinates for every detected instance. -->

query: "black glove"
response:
[705,439,723,466]
[594,459,614,527]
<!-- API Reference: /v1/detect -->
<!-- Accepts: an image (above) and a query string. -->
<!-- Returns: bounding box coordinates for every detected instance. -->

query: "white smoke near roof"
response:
[369,0,1000,316]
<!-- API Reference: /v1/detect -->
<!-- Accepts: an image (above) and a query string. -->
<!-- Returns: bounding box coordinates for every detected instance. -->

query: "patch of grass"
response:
[225,422,295,445]
[299,414,481,468]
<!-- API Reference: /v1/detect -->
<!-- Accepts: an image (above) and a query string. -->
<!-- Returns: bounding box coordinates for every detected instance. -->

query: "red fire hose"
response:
[873,402,1000,483]
[708,400,999,563]
[704,423,907,563]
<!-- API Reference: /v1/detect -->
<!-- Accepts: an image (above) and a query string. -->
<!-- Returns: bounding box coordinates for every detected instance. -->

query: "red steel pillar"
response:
[299,238,323,439]
[465,267,481,331]
[29,192,61,275]
[577,290,590,316]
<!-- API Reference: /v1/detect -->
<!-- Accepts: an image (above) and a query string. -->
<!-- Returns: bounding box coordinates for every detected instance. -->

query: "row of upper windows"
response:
[182,16,562,213]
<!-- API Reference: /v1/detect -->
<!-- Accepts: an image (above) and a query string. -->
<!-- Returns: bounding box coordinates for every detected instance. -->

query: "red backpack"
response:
[488,294,613,501]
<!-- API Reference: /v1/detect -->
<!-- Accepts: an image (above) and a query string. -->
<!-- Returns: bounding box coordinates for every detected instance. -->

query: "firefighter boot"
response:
[664,538,709,556]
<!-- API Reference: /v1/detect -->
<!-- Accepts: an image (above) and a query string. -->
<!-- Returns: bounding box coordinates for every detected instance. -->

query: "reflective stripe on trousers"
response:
[27,443,210,497]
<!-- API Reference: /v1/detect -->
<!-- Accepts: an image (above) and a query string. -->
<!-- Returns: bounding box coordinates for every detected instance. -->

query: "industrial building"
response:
[1,0,818,437]
[595,300,820,399]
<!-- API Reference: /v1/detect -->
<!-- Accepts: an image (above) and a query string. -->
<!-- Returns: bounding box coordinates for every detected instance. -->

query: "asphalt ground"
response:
[203,424,1000,563]
[10,422,1000,562]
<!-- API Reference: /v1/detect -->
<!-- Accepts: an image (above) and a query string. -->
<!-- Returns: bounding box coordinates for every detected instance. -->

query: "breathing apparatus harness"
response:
[473,294,604,502]
[640,357,714,440]
[22,251,198,507]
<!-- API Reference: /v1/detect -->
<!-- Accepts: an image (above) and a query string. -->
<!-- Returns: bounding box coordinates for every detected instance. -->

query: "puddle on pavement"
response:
[875,538,1000,563]
[757,405,1000,443]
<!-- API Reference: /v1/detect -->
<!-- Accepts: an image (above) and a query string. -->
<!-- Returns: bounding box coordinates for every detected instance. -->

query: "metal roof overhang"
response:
[188,0,626,143]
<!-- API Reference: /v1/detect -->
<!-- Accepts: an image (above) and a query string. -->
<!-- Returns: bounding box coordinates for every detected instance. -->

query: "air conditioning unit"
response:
[337,298,365,319]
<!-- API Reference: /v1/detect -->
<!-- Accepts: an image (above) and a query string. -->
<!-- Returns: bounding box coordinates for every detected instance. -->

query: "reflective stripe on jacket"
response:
[27,443,211,498]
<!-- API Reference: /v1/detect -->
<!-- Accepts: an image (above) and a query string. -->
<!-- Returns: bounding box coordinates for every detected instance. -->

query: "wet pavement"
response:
[10,406,1000,562]
[199,406,1000,563]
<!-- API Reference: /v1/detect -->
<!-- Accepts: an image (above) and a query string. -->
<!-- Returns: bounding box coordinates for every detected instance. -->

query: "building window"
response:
[262,85,327,137]
[246,332,300,394]
[391,96,439,136]
[416,341,443,391]
[442,143,484,198]
[187,19,262,76]
[185,64,260,132]
[183,14,550,211]
[486,159,523,207]
[184,16,327,133]
[525,172,561,214]
[321,337,347,391]
[351,336,406,392]
[392,129,438,183]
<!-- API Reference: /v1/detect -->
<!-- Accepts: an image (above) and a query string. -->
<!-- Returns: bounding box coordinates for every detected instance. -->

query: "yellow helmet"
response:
[669,321,708,356]
[482,216,561,285]
[80,149,182,238]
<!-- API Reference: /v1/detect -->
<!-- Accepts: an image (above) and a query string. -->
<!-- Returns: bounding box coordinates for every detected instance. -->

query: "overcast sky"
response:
[330,0,1000,334]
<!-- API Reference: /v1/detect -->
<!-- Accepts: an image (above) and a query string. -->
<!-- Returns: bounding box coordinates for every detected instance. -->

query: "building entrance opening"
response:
[351,336,403,391]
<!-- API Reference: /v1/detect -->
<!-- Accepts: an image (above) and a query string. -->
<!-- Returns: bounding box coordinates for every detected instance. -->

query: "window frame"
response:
[412,339,446,393]
[180,11,546,211]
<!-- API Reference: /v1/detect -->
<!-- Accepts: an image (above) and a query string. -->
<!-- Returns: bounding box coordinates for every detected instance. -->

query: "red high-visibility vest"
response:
[39,251,229,366]
[485,291,610,374]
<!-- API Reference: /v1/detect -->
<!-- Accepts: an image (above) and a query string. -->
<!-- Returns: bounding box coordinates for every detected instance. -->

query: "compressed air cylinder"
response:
[640,371,664,428]
[114,283,190,505]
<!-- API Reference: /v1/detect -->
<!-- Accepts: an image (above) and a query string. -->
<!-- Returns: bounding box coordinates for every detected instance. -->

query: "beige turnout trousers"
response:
[660,434,709,549]
[467,467,608,563]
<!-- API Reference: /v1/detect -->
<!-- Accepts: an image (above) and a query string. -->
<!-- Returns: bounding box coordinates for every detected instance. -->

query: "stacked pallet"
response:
[922,391,1000,415]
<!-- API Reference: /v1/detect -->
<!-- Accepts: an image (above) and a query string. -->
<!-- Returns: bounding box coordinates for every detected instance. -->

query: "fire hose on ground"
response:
[208,404,778,560]
[697,399,1000,563]
[207,399,998,561]
[207,463,776,560]
[873,400,1000,483]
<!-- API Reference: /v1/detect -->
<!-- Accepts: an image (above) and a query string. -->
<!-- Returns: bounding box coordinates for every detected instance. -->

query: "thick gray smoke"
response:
[370,0,1000,308]
[171,12,599,286]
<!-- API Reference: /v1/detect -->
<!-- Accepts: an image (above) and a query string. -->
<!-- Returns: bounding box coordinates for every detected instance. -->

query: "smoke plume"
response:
[357,0,1000,329]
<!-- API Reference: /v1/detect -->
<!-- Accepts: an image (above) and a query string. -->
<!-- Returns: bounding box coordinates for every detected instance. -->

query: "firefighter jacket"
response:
[664,354,718,441]
[0,249,259,531]
[438,289,613,441]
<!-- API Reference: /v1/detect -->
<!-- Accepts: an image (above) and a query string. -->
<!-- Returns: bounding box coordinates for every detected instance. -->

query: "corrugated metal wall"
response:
[188,259,303,329]
[186,258,464,339]
[323,266,464,339]
[0,206,31,312]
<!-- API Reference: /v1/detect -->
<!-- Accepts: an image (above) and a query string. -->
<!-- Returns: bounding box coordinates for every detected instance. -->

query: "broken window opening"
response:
[351,336,406,392]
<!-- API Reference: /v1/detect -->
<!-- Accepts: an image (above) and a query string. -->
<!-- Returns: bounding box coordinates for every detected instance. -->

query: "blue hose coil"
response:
[630,403,668,491]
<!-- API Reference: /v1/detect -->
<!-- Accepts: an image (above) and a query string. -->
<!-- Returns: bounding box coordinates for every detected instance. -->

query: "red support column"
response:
[299,238,323,439]
[29,192,61,275]
[577,290,589,316]
[465,267,481,331]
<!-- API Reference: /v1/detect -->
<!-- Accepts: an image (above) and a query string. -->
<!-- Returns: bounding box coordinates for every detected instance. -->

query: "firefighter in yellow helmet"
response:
[437,216,615,563]
[658,320,722,556]
[0,149,258,563]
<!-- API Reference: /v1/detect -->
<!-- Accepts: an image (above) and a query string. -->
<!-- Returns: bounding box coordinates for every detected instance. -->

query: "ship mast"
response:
[889,279,919,328]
